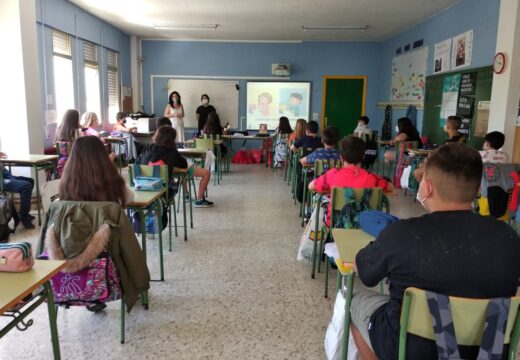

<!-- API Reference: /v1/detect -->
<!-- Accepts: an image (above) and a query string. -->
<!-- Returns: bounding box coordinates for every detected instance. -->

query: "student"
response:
[114,112,137,133]
[290,120,322,153]
[443,116,466,143]
[480,131,508,163]
[203,111,228,155]
[273,116,293,167]
[196,94,216,135]
[156,116,172,128]
[289,118,307,143]
[353,116,372,138]
[308,136,393,226]
[56,109,82,142]
[0,152,34,229]
[300,126,340,166]
[350,143,520,360]
[140,126,214,208]
[82,112,101,137]
[383,117,422,162]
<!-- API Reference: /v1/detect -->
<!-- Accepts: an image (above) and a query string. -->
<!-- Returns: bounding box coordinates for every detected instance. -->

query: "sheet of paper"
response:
[451,30,473,70]
[434,38,451,73]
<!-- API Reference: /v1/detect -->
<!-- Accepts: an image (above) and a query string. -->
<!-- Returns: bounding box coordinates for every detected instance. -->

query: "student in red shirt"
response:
[308,136,394,226]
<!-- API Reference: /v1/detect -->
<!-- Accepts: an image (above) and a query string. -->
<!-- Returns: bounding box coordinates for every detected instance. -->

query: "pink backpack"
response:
[0,242,34,272]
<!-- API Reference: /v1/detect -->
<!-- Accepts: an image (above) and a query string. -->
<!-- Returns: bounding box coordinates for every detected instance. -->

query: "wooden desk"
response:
[178,148,207,160]
[1,154,59,225]
[332,229,374,267]
[221,135,273,167]
[127,188,166,287]
[408,148,434,157]
[1,260,66,359]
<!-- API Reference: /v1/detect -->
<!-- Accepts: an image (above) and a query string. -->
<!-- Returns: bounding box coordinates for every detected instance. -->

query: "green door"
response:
[323,77,366,138]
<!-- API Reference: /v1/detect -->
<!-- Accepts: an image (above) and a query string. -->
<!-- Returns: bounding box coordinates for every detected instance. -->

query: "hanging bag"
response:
[133,164,164,191]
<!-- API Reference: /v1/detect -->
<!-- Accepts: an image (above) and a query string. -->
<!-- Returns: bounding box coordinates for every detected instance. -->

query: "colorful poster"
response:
[439,74,461,128]
[451,30,473,70]
[434,38,451,73]
[391,47,428,101]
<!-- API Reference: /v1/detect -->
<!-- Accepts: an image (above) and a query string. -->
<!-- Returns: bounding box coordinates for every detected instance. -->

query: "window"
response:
[52,30,75,125]
[106,49,120,123]
[83,42,101,119]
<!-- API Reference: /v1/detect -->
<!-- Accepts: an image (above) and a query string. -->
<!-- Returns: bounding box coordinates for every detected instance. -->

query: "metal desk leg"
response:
[138,208,149,308]
[34,165,42,225]
[44,281,61,360]
[156,200,164,281]
[182,179,187,241]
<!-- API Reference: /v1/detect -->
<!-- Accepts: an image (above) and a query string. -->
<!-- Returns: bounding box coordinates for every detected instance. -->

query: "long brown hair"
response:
[59,136,128,206]
[56,109,80,141]
[294,118,307,139]
[153,125,177,148]
[203,112,223,136]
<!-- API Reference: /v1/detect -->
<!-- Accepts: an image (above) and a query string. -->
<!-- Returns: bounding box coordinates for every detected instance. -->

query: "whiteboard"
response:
[167,79,239,128]
[390,47,428,101]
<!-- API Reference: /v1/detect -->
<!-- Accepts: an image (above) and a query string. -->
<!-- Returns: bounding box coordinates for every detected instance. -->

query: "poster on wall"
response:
[433,38,452,73]
[459,72,477,96]
[459,118,471,138]
[451,30,473,70]
[475,101,490,137]
[439,74,461,128]
[391,47,428,101]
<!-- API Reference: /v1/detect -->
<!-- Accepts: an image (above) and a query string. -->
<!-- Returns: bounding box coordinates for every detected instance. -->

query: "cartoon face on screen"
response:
[288,93,303,116]
[258,92,272,117]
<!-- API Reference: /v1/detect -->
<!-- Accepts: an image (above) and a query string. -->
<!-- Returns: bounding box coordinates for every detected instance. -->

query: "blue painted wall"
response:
[377,0,500,134]
[141,40,382,130]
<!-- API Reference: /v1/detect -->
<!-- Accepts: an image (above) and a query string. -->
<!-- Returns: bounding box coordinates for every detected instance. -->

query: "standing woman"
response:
[196,94,216,136]
[164,91,185,143]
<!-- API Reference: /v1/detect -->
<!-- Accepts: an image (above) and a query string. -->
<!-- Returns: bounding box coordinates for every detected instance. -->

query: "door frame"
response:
[321,75,368,130]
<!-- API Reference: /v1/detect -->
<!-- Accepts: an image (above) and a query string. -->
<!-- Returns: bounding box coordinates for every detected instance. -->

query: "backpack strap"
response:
[476,297,510,360]
[425,291,461,360]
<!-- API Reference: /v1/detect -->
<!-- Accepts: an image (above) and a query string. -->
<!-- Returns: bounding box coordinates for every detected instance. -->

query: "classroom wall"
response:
[35,0,131,143]
[141,40,382,130]
[377,0,500,134]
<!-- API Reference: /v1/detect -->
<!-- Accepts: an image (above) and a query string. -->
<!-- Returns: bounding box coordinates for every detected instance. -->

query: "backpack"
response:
[0,193,18,243]
[359,210,399,237]
[334,188,373,229]
[362,138,378,169]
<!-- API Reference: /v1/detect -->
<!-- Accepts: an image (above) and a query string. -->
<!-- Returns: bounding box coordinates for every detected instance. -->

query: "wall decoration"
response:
[391,47,428,101]
[433,38,452,73]
[451,30,473,70]
[439,74,461,128]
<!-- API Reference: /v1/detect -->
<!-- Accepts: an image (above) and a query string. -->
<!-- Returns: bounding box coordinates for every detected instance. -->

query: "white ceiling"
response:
[70,0,461,42]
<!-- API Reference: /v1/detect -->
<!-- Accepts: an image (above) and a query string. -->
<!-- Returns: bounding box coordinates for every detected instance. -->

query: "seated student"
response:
[0,152,34,229]
[56,109,83,177]
[156,116,172,128]
[113,112,137,133]
[353,116,372,138]
[350,143,520,360]
[480,131,508,163]
[383,117,422,162]
[82,112,101,137]
[273,116,293,167]
[140,126,214,208]
[413,115,466,182]
[300,126,340,166]
[308,136,394,226]
[290,120,322,153]
[289,118,307,143]
[202,112,228,155]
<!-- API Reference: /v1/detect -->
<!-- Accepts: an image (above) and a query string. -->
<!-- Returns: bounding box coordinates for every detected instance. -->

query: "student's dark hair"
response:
[156,117,172,128]
[168,91,182,107]
[153,125,177,148]
[484,131,505,150]
[290,93,302,101]
[116,112,125,121]
[59,136,127,206]
[397,117,420,140]
[323,126,340,146]
[340,136,366,164]
[306,120,319,134]
[278,116,292,134]
[203,112,223,136]
[446,116,462,129]
[358,116,370,125]
[425,143,482,203]
[201,94,210,101]
[56,109,80,142]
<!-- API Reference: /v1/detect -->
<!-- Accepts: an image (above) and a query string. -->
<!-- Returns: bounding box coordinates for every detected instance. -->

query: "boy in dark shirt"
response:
[300,126,340,166]
[290,120,322,153]
[444,115,466,143]
[351,143,520,360]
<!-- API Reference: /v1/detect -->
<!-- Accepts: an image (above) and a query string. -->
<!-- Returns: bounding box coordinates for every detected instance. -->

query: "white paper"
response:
[440,74,461,128]
[391,47,428,101]
[434,38,452,73]
[451,30,473,70]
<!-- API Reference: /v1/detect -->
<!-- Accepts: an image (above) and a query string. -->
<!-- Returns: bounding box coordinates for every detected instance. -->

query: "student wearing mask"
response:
[196,94,216,135]
[113,112,137,133]
[164,91,185,142]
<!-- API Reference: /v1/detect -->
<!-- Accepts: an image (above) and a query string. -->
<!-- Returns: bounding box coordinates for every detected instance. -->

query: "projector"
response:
[272,63,291,77]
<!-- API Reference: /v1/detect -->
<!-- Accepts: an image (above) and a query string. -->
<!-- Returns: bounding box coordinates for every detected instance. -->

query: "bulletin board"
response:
[422,66,493,149]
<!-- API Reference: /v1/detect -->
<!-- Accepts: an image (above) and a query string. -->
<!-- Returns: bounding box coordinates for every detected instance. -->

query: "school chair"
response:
[196,137,221,186]
[284,139,295,182]
[292,147,314,204]
[128,164,177,249]
[390,141,419,184]
[398,287,520,360]
[172,167,194,241]
[55,141,73,178]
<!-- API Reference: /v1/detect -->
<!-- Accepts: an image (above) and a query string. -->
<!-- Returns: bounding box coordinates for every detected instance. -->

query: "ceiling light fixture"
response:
[153,23,219,31]
[302,25,368,31]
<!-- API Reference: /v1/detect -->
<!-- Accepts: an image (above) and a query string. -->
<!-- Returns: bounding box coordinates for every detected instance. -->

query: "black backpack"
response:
[0,193,18,243]
[362,138,378,169]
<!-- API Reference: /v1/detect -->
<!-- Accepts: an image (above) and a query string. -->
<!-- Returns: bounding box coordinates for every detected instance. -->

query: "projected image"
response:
[247,82,310,130]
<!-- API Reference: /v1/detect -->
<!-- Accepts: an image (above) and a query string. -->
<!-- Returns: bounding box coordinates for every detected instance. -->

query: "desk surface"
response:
[376,140,392,146]
[1,154,59,165]
[332,229,374,264]
[103,136,127,143]
[222,135,272,141]
[408,148,434,156]
[184,139,222,146]
[178,148,207,156]
[0,260,66,314]
[127,187,166,207]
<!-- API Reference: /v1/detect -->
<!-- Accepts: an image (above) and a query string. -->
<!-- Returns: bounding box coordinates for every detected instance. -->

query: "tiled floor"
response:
[0,164,426,360]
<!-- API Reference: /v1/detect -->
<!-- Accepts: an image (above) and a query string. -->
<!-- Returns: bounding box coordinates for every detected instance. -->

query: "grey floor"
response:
[0,164,426,360]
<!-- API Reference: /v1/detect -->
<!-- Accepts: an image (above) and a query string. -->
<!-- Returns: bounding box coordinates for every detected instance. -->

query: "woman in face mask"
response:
[383,117,422,162]
[196,94,216,136]
[164,91,185,142]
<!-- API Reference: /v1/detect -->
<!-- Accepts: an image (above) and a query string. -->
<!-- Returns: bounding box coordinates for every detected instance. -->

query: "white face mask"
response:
[202,99,209,105]
[416,179,432,210]
[395,125,399,133]
[443,124,448,132]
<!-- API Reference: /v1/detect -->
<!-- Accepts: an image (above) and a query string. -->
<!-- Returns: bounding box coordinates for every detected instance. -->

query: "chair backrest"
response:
[400,287,520,347]
[314,159,342,177]
[41,179,61,213]
[195,138,214,151]
[330,187,383,228]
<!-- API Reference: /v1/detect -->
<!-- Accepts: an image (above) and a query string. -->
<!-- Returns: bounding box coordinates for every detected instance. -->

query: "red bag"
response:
[249,149,262,164]
[232,150,252,164]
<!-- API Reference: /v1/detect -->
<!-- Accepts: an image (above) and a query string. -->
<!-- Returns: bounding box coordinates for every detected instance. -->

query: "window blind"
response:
[52,30,72,58]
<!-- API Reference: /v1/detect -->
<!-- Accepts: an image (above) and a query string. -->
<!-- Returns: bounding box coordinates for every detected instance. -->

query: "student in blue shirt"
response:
[300,126,340,166]
[290,120,322,153]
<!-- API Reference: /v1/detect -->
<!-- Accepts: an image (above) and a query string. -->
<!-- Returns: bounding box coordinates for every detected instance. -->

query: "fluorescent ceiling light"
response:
[154,23,219,31]
[302,25,368,31]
